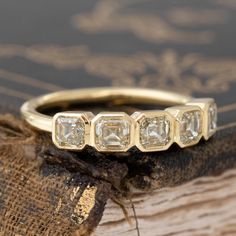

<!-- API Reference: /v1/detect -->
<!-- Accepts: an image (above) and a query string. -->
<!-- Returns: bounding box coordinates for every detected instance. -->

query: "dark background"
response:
[0,0,236,126]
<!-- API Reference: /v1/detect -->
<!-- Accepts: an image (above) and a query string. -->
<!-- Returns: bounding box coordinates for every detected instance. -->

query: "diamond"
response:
[185,99,217,140]
[132,111,174,152]
[180,110,202,144]
[93,113,132,151]
[208,103,217,134]
[55,116,85,148]
[140,116,171,149]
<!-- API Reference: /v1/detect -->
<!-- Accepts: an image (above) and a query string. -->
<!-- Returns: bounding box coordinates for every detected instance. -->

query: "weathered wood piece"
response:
[0,113,236,236]
[122,124,236,192]
[95,168,236,236]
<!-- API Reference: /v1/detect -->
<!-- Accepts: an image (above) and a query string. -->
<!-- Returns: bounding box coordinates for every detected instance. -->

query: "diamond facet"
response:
[55,116,85,148]
[208,103,217,135]
[132,111,174,152]
[140,116,171,149]
[186,98,217,140]
[93,113,133,151]
[180,110,202,144]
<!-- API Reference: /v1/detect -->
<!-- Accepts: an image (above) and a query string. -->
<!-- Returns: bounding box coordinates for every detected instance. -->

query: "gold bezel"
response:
[21,87,217,153]
[165,105,203,148]
[90,112,135,152]
[132,110,174,152]
[52,111,94,150]
[186,98,217,140]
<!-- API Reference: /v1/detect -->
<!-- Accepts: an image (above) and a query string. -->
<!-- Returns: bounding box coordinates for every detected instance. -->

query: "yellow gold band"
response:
[21,87,217,152]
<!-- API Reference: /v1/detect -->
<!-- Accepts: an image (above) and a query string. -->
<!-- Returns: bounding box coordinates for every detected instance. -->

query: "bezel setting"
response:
[132,111,174,152]
[186,98,217,140]
[21,87,218,153]
[91,112,135,152]
[166,105,203,148]
[50,100,216,152]
[52,112,93,150]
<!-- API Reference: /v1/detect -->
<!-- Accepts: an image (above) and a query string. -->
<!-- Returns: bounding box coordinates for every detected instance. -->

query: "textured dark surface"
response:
[0,0,235,125]
[0,114,114,236]
[0,112,236,235]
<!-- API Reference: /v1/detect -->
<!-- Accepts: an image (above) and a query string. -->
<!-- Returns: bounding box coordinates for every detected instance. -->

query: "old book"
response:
[0,0,236,235]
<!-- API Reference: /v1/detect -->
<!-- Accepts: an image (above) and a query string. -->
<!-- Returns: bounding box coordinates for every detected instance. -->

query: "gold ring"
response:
[21,87,217,152]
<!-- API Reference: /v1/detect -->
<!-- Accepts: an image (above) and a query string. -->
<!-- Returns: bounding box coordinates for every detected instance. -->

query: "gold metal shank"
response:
[21,87,217,153]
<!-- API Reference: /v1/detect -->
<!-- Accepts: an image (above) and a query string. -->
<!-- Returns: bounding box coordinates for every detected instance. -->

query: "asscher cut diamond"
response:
[208,103,217,134]
[55,116,85,148]
[140,116,170,149]
[95,117,131,151]
[180,110,202,144]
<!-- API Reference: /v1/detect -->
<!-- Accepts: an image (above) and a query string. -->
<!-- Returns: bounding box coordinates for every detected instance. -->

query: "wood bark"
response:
[94,169,236,236]
[0,113,235,236]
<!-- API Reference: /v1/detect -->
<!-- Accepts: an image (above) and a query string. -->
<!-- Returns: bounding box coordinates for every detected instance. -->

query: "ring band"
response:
[21,87,217,152]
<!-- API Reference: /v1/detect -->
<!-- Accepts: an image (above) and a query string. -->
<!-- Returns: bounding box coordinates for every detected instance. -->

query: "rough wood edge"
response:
[94,168,236,236]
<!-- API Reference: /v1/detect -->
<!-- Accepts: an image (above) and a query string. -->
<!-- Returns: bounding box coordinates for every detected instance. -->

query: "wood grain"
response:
[94,168,236,236]
[0,110,236,236]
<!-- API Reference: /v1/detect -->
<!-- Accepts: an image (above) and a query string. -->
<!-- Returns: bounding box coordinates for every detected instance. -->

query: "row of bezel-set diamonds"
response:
[52,98,217,152]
